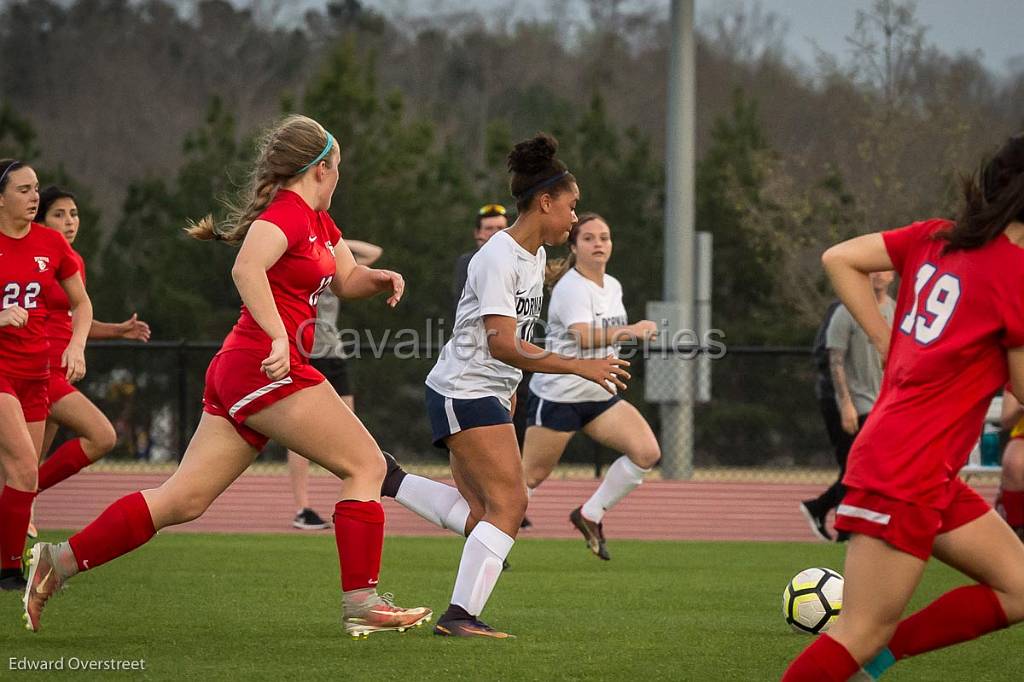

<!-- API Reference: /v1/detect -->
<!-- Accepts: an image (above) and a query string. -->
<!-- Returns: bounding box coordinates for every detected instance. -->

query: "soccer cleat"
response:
[380,450,407,499]
[342,592,431,638]
[519,516,532,529]
[292,508,331,530]
[570,507,610,560]
[433,606,514,639]
[433,618,515,639]
[23,542,65,632]
[799,501,833,542]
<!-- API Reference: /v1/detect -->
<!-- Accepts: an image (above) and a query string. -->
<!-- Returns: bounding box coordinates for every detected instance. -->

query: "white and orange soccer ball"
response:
[782,567,844,634]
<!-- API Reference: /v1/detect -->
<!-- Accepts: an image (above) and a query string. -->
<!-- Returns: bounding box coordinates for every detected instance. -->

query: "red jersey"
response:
[0,223,81,379]
[219,190,341,364]
[844,219,1024,507]
[43,246,87,368]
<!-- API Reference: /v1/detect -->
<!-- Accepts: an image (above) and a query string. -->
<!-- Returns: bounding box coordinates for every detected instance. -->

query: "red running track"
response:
[33,471,1000,543]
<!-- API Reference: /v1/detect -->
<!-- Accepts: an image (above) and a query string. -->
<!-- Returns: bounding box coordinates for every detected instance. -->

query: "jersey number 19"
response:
[898,264,961,344]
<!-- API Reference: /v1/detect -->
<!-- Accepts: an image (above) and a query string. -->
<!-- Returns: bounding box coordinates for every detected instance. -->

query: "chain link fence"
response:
[57,340,886,484]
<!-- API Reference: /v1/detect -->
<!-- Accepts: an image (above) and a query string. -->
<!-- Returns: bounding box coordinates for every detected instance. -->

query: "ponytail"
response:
[186,114,334,246]
[545,252,577,288]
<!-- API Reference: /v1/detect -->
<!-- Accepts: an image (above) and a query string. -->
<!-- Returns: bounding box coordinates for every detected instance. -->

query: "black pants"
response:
[808,397,869,514]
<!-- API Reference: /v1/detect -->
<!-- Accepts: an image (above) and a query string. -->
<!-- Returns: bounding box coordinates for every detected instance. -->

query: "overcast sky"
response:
[309,0,1024,76]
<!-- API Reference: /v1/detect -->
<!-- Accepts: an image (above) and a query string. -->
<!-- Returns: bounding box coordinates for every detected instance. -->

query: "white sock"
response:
[395,474,470,535]
[450,522,514,616]
[580,456,649,523]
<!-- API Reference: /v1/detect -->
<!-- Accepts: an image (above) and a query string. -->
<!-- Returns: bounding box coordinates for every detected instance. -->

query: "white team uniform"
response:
[426,230,545,411]
[529,268,628,403]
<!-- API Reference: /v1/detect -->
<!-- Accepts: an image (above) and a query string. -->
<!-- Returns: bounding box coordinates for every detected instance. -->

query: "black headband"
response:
[0,160,23,189]
[514,170,570,201]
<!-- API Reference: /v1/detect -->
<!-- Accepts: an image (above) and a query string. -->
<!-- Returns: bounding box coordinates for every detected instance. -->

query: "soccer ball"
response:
[782,567,843,634]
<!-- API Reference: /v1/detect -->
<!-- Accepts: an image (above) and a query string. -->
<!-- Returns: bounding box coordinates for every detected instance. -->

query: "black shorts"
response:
[311,357,352,397]
[525,389,621,433]
[425,386,512,448]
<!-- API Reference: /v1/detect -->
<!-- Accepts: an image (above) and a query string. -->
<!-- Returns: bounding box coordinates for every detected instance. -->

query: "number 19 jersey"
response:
[0,224,81,379]
[844,219,1024,508]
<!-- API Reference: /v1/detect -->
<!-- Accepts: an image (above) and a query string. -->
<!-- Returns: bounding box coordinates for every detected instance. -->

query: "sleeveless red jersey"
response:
[42,246,86,368]
[218,190,341,364]
[0,223,81,379]
[844,219,1024,507]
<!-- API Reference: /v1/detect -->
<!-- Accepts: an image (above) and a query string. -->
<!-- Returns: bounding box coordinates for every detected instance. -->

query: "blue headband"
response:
[296,132,334,174]
[515,170,570,200]
[0,160,22,189]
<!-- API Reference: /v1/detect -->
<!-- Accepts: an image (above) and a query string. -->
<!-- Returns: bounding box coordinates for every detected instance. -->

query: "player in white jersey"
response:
[523,213,660,560]
[379,134,630,639]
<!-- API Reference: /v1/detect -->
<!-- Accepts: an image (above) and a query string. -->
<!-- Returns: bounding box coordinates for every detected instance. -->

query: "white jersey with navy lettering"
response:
[426,230,545,410]
[530,268,628,403]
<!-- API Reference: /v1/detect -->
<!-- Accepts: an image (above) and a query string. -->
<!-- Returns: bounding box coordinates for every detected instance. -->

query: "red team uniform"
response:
[202,189,340,449]
[0,223,81,422]
[835,218,1024,559]
[42,248,87,405]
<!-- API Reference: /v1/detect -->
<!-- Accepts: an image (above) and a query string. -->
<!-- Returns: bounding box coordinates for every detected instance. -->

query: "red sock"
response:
[68,492,156,572]
[889,584,1008,660]
[0,486,36,569]
[38,438,93,492]
[782,634,860,682]
[1001,490,1024,528]
[332,500,384,592]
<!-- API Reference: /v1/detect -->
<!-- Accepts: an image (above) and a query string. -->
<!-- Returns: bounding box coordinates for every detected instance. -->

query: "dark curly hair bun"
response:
[507,133,559,176]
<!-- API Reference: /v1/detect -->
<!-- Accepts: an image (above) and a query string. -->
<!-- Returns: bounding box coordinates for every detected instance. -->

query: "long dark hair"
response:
[939,134,1024,252]
[507,133,576,214]
[36,186,77,222]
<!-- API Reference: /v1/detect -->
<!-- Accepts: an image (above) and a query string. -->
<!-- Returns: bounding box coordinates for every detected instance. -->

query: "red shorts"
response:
[0,374,50,422]
[48,369,79,404]
[835,479,992,560]
[202,349,325,450]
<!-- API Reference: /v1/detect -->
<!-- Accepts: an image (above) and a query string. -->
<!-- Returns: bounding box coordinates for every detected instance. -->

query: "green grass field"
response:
[2,533,1020,680]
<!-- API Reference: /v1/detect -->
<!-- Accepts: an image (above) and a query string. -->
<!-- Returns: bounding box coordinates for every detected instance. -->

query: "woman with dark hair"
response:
[0,161,92,591]
[783,134,1024,680]
[414,133,630,638]
[23,115,430,638]
[522,213,659,561]
[32,187,150,506]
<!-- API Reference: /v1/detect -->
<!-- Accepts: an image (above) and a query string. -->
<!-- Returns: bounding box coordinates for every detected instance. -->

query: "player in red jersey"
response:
[22,115,431,637]
[33,187,150,502]
[783,134,1024,681]
[0,160,93,591]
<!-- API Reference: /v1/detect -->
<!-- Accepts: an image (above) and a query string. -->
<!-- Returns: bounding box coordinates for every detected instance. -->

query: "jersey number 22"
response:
[2,282,41,310]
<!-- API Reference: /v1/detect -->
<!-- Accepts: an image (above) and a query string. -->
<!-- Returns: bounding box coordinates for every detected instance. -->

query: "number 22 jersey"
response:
[0,224,81,379]
[844,219,1024,508]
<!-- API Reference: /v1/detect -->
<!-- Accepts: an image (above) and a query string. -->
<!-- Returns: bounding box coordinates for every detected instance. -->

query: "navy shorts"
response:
[525,389,621,433]
[425,386,513,448]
